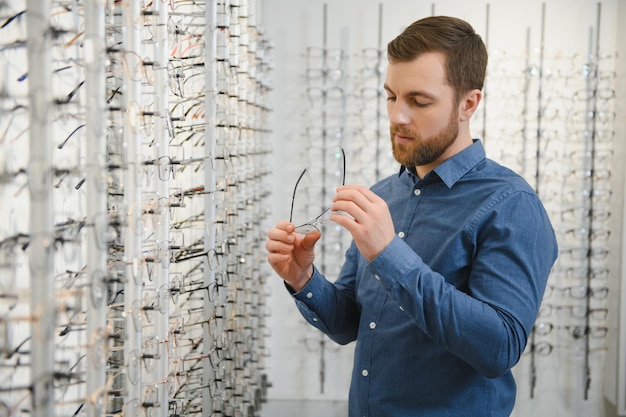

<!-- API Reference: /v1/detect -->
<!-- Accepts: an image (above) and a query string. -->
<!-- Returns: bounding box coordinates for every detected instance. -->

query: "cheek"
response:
[414,112,448,137]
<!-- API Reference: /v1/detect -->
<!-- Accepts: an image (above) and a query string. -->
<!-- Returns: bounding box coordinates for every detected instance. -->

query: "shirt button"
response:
[369,322,376,329]
[398,231,405,238]
[414,188,421,196]
[306,292,313,299]
[312,317,318,322]
[374,274,380,281]
[399,306,405,311]
[362,369,369,377]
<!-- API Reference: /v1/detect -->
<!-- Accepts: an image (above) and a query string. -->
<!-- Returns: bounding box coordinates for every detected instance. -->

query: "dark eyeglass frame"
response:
[289,148,346,234]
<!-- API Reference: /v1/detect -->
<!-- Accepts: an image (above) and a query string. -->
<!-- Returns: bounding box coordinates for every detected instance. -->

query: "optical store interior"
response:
[0,0,625,416]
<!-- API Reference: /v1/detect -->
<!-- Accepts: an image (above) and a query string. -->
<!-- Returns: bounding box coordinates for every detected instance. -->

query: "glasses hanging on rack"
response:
[0,1,274,416]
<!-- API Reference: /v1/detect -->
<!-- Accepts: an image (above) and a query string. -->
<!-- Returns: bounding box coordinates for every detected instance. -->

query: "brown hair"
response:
[387,16,487,102]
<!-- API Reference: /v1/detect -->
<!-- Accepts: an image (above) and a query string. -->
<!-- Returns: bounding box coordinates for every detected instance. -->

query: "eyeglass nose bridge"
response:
[294,207,331,234]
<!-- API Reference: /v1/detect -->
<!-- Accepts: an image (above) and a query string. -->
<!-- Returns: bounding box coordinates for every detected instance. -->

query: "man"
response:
[266,15,557,417]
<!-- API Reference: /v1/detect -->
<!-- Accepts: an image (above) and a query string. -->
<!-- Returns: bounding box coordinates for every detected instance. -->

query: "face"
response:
[384,52,462,175]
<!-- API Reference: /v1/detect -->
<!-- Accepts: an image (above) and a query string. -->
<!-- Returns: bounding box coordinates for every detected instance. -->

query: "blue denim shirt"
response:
[290,140,558,417]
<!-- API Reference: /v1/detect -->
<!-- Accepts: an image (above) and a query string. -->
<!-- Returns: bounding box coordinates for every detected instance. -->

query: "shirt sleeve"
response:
[367,190,558,378]
[288,242,361,345]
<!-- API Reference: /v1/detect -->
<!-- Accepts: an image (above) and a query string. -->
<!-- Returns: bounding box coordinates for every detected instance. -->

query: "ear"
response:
[458,89,482,122]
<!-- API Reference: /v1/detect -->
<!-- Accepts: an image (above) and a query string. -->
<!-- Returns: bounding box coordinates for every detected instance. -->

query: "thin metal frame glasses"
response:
[289,148,346,234]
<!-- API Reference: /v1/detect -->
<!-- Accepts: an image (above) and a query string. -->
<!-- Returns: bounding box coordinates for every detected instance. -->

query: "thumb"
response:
[300,230,321,251]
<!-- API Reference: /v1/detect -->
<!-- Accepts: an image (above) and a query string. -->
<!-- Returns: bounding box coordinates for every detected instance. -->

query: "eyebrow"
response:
[383,84,437,101]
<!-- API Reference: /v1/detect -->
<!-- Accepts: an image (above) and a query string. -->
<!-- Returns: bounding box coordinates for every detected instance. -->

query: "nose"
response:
[387,100,411,126]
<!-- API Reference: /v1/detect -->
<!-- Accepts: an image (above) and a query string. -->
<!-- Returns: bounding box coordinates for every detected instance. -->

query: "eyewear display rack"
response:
[483,3,616,405]
[0,1,274,417]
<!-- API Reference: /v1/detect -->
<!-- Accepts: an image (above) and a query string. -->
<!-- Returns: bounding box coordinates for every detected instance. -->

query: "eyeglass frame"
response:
[289,148,346,234]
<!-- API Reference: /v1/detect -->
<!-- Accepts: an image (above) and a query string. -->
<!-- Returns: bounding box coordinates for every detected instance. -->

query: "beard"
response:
[390,107,459,169]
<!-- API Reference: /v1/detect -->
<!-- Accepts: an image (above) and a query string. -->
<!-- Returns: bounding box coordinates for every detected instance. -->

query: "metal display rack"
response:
[0,1,274,416]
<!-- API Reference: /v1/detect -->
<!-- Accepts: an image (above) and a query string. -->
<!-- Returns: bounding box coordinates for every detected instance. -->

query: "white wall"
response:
[260,1,622,416]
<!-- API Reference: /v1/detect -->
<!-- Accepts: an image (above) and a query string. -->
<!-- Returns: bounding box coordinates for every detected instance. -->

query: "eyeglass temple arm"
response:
[289,147,345,224]
[289,168,307,223]
[341,147,346,185]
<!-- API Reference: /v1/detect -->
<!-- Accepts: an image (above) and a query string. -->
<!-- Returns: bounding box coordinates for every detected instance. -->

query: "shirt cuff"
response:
[285,265,325,306]
[285,265,330,330]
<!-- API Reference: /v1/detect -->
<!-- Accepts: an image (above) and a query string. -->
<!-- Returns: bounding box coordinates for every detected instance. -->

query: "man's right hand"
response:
[265,221,321,292]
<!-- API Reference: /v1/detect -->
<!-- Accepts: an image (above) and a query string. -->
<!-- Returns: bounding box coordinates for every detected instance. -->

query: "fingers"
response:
[335,185,382,204]
[265,237,293,255]
[267,221,295,242]
[266,221,320,254]
[266,221,296,253]
[274,220,296,233]
[331,185,382,222]
[266,251,293,268]
[300,229,321,251]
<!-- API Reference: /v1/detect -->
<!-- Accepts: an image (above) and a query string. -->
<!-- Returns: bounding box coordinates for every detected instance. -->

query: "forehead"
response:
[384,51,450,94]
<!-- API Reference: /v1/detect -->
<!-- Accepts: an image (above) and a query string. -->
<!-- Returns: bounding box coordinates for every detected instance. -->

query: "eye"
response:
[386,95,396,102]
[413,99,430,108]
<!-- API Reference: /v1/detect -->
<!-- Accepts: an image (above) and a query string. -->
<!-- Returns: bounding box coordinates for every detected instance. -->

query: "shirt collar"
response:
[398,139,486,188]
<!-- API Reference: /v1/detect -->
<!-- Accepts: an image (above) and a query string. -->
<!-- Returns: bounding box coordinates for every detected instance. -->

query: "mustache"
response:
[390,125,418,139]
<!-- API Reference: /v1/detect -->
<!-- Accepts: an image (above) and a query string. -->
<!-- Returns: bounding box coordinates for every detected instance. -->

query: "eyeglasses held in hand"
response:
[289,148,345,234]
